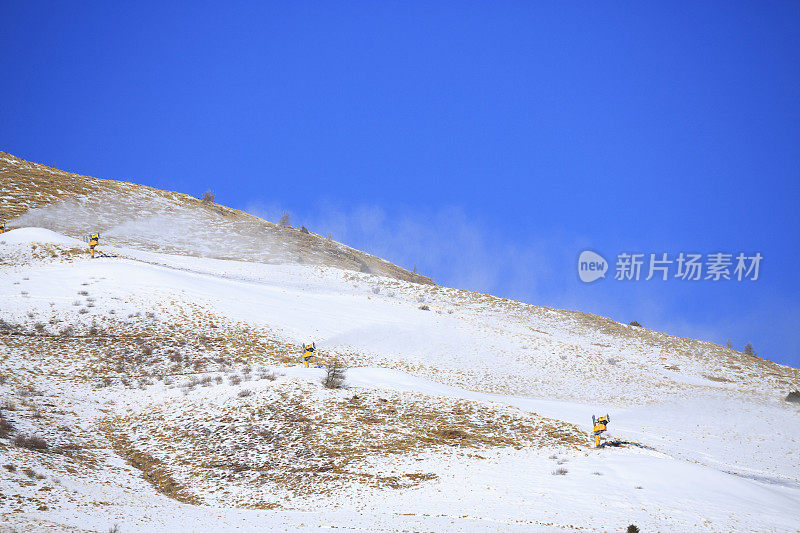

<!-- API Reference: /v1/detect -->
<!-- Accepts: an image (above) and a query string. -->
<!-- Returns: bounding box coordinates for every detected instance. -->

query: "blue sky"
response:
[1,2,798,366]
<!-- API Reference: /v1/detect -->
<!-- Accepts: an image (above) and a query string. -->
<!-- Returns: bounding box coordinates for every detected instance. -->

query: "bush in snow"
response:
[0,319,25,334]
[258,370,279,381]
[551,467,568,475]
[785,390,800,404]
[13,434,49,451]
[0,412,12,437]
[201,189,215,204]
[22,467,40,479]
[629,321,642,327]
[627,526,640,533]
[322,359,346,389]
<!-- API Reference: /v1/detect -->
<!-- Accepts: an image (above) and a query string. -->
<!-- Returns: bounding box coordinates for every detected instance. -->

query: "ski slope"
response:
[0,151,434,285]
[1,228,799,532]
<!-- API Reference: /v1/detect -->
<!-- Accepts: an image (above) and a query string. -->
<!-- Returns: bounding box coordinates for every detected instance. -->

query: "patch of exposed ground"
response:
[100,379,588,508]
[0,298,307,385]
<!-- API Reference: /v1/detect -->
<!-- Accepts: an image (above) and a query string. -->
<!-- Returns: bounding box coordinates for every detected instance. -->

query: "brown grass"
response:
[99,381,589,507]
[104,432,200,504]
[0,303,305,387]
[704,374,733,383]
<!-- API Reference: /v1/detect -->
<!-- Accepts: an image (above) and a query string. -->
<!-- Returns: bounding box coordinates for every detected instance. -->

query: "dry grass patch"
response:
[100,380,588,507]
[103,431,200,505]
[704,374,733,383]
[0,304,307,388]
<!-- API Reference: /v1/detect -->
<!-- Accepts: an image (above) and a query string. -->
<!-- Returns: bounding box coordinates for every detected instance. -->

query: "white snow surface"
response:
[0,226,83,246]
[0,228,798,532]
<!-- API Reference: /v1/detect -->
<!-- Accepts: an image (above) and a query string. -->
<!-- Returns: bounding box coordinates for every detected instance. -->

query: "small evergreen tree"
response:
[743,342,756,356]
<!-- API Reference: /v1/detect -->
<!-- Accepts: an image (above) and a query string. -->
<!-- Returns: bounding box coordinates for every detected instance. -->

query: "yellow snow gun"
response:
[592,414,610,447]
[301,342,316,368]
[89,233,100,258]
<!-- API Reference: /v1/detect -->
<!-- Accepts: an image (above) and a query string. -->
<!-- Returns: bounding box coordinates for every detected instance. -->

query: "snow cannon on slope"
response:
[592,414,610,448]
[301,342,316,368]
[89,233,100,258]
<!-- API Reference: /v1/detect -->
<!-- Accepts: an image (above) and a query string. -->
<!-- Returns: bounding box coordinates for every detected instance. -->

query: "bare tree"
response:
[279,211,291,226]
[743,342,756,356]
[322,359,346,389]
[725,339,734,349]
[201,189,215,204]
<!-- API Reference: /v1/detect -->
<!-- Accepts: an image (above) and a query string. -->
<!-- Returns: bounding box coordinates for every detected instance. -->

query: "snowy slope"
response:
[1,228,799,532]
[0,151,433,284]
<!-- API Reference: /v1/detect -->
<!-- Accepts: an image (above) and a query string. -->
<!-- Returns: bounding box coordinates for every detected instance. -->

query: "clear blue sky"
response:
[2,2,798,366]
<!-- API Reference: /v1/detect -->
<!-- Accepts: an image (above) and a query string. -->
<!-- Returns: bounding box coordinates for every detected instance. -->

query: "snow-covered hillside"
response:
[0,151,433,284]
[1,227,799,532]
[1,153,799,531]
